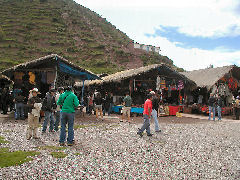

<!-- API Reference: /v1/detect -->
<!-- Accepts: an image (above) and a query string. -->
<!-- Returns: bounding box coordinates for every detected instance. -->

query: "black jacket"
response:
[217,98,223,107]
[152,96,159,110]
[42,92,56,111]
[94,96,103,106]
[208,96,216,107]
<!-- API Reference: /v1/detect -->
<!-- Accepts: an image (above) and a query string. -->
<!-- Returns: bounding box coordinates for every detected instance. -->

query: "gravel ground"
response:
[1,114,240,179]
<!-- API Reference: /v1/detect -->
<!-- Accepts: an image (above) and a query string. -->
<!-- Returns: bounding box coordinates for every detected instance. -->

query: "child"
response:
[26,88,42,140]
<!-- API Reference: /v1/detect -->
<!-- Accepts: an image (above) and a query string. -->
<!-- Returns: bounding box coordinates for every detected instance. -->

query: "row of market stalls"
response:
[75,64,196,115]
[181,65,240,115]
[1,53,240,117]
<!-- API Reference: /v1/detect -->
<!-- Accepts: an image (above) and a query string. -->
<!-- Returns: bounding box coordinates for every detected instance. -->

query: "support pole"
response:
[81,80,85,105]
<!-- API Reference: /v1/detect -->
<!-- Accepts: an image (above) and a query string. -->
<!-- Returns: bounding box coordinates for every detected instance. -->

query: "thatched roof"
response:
[75,63,195,87]
[1,54,99,80]
[0,73,13,85]
[180,65,240,89]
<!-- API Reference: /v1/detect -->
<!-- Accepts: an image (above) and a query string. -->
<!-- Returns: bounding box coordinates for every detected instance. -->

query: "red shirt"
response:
[143,99,152,115]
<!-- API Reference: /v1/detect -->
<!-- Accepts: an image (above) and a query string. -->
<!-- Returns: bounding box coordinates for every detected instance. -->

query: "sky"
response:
[76,0,240,71]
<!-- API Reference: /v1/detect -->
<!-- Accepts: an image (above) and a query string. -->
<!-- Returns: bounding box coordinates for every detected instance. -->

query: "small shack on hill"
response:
[76,64,196,106]
[2,54,99,98]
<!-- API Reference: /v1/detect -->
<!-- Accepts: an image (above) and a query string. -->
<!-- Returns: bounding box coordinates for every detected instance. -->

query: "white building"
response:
[134,42,160,53]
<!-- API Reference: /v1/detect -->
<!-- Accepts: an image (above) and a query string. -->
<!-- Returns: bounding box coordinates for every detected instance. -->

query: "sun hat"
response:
[31,88,40,94]
[150,91,155,95]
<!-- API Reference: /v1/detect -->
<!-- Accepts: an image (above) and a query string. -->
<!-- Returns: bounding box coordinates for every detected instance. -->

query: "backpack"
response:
[41,95,56,111]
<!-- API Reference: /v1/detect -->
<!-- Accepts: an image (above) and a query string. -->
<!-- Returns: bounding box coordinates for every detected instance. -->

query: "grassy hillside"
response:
[0,0,180,74]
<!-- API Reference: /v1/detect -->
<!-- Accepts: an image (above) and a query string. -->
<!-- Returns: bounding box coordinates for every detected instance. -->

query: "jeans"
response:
[138,114,151,135]
[59,112,75,144]
[15,103,24,119]
[208,106,215,120]
[54,111,61,131]
[108,103,113,116]
[151,109,160,131]
[217,106,222,120]
[42,111,54,132]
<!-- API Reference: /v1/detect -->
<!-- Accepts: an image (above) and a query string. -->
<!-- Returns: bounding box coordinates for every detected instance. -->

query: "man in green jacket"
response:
[57,86,79,146]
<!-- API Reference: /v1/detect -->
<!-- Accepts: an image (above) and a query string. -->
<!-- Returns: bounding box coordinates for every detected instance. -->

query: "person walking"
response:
[14,91,25,120]
[87,92,94,115]
[121,92,132,123]
[217,95,223,121]
[1,88,9,114]
[42,88,57,133]
[94,92,103,120]
[54,87,64,132]
[137,94,153,137]
[235,96,240,120]
[104,92,113,116]
[57,86,79,146]
[150,91,161,132]
[106,92,113,116]
[208,93,216,121]
[26,88,42,140]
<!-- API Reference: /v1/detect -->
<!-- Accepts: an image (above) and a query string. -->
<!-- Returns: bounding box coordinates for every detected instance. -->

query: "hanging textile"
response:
[134,79,136,91]
[160,78,166,89]
[156,76,160,90]
[228,77,237,91]
[14,72,24,80]
[47,71,55,84]
[211,85,217,95]
[28,72,36,85]
[218,83,226,96]
[178,80,184,90]
[41,72,47,84]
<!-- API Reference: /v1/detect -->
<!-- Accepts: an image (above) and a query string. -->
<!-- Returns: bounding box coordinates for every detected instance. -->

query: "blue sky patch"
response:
[145,26,240,51]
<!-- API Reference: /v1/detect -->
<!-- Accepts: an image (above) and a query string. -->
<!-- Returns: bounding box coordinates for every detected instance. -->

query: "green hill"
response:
[0,0,182,74]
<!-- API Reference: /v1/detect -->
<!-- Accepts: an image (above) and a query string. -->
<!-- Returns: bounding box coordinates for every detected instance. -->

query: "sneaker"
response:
[59,142,65,146]
[67,143,73,146]
[137,129,143,137]
[33,137,40,139]
[147,133,153,136]
[155,130,161,133]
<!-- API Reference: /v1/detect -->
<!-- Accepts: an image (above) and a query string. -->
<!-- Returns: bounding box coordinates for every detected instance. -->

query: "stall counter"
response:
[112,106,144,114]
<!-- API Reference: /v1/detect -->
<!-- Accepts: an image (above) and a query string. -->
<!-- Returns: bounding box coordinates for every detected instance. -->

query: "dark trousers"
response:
[235,108,240,120]
[2,102,8,114]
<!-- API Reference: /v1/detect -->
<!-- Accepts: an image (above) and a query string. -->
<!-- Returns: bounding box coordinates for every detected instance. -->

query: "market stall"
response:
[181,65,240,116]
[2,54,99,99]
[76,64,196,116]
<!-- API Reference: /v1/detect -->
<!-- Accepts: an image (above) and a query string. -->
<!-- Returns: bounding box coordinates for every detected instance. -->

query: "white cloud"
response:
[78,0,240,38]
[75,0,240,70]
[140,35,240,71]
